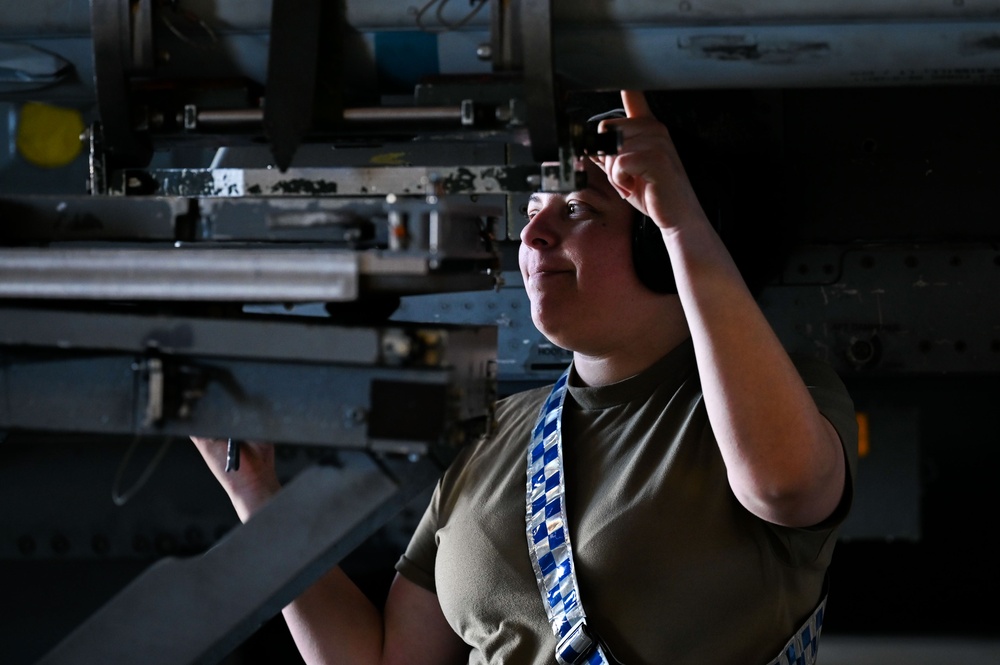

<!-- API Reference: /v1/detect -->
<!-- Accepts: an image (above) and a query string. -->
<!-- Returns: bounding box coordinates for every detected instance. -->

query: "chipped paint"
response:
[211,169,246,197]
[441,167,476,193]
[682,34,831,64]
[268,179,339,195]
[491,165,536,192]
[148,165,540,197]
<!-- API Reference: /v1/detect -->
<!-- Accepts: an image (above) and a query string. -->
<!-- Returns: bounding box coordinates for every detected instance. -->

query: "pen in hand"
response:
[225,438,241,473]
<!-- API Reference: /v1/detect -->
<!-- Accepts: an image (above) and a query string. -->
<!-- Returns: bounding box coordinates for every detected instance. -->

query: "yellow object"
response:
[16,102,85,168]
[856,411,870,458]
[370,152,409,166]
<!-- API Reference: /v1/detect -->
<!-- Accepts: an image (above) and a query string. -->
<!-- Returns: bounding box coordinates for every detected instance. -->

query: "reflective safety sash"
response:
[526,368,826,665]
[526,370,610,665]
[766,592,827,665]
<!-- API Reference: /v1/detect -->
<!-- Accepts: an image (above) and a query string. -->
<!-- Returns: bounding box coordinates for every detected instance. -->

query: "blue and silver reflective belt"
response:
[526,369,610,665]
[525,368,826,665]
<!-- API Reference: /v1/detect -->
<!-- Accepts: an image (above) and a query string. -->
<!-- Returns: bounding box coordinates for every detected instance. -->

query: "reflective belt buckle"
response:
[556,620,597,665]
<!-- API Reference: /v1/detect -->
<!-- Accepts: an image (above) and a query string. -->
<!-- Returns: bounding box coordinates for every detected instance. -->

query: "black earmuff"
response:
[585,108,678,295]
[584,104,719,296]
[632,213,677,294]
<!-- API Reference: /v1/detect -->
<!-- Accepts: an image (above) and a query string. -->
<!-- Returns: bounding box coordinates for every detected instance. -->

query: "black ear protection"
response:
[587,108,721,294]
[586,106,721,296]
[632,213,677,294]
[586,107,678,295]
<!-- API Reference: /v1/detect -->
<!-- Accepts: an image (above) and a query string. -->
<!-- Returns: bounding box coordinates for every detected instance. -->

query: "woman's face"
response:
[518,161,666,354]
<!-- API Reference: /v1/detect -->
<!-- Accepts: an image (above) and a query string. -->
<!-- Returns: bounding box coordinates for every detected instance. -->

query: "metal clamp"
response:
[556,620,598,665]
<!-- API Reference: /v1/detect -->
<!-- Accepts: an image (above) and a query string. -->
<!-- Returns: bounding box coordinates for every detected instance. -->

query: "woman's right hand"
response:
[190,437,282,523]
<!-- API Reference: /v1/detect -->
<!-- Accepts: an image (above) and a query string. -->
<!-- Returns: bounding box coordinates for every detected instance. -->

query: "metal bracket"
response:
[141,357,164,427]
[263,0,323,170]
[90,0,152,166]
[521,0,561,163]
[35,452,445,665]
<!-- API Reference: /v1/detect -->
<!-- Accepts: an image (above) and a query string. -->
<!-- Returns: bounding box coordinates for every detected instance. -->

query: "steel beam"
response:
[34,453,443,665]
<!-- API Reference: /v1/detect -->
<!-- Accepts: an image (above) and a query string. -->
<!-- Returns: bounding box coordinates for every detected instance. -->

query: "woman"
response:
[193,90,857,665]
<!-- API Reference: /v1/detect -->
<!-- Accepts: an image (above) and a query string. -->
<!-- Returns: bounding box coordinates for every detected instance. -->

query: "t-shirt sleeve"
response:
[395,481,442,593]
[393,432,486,594]
[393,389,543,595]
[793,353,860,524]
[762,355,859,565]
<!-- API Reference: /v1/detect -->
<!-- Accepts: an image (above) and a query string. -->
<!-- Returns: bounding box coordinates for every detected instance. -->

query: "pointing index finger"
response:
[621,89,653,119]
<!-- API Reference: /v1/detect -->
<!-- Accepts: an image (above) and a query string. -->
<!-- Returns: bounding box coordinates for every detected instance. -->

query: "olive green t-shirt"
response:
[396,339,858,665]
